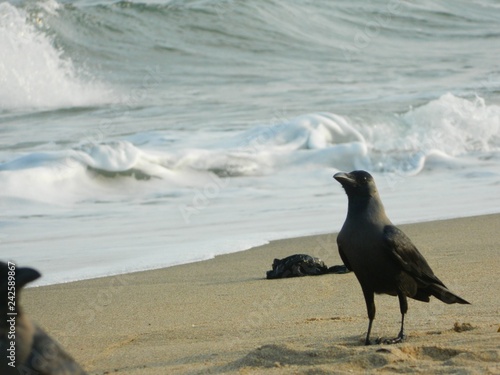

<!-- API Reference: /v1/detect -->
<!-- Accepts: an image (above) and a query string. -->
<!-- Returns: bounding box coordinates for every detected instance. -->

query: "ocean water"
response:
[1,0,500,286]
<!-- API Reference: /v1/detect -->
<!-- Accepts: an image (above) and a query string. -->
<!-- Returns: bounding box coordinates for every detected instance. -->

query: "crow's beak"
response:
[16,267,41,289]
[333,172,355,185]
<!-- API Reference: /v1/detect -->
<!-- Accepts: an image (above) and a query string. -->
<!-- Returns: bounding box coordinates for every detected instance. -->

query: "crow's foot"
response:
[382,332,406,345]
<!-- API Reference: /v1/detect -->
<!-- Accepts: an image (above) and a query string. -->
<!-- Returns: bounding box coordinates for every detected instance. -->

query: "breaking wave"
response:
[1,94,499,204]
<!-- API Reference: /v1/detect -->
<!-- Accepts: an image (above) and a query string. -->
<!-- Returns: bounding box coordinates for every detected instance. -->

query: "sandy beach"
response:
[22,214,500,374]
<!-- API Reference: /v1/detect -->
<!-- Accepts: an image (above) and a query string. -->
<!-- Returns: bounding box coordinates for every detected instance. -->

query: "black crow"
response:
[333,170,469,345]
[1,261,87,374]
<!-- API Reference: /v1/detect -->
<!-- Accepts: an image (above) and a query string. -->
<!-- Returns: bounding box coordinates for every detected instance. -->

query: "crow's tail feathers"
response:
[430,284,470,304]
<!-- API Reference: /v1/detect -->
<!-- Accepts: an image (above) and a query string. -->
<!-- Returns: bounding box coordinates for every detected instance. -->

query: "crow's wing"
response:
[383,225,445,287]
[384,225,470,304]
[21,325,88,375]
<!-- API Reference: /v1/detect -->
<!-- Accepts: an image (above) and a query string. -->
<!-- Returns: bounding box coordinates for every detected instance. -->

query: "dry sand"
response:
[22,214,500,374]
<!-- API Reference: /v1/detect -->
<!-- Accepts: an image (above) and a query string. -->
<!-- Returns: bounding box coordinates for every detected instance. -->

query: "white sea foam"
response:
[1,95,499,209]
[0,2,113,111]
[402,94,500,155]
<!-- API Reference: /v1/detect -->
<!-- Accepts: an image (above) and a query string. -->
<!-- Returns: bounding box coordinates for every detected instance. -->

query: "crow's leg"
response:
[362,288,377,345]
[383,292,407,344]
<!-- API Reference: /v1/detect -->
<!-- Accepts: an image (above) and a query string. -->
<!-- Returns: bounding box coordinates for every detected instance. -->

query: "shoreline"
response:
[22,214,500,374]
[29,210,500,288]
